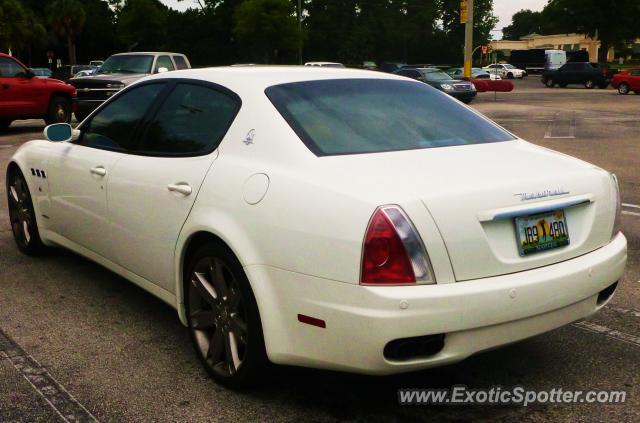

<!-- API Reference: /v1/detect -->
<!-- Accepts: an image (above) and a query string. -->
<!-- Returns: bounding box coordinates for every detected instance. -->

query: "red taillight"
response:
[362,208,415,284]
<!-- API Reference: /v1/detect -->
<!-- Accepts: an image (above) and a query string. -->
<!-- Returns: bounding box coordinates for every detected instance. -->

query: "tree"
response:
[47,0,86,65]
[0,0,46,56]
[233,0,299,63]
[502,9,543,40]
[438,0,499,64]
[542,0,640,63]
[117,0,168,52]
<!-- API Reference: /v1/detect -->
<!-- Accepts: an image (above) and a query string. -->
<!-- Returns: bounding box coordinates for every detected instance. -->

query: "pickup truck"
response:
[70,52,191,121]
[542,62,610,89]
[0,52,76,131]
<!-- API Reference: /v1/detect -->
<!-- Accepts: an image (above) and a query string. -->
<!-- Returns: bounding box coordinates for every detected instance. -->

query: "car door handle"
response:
[167,183,192,196]
[90,166,107,177]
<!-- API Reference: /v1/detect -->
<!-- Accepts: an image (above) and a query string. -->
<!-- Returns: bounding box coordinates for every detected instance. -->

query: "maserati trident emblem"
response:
[243,129,256,145]
[514,188,570,201]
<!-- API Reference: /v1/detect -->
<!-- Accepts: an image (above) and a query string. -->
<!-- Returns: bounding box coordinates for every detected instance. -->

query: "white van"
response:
[545,50,566,70]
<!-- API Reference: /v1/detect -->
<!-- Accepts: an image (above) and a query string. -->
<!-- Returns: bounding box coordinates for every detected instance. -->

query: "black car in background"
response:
[542,62,610,89]
[394,67,477,104]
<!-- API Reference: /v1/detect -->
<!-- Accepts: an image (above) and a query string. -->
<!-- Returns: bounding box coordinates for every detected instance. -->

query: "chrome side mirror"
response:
[44,123,73,142]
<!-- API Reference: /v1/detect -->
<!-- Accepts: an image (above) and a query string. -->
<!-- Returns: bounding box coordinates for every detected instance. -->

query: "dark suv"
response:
[542,62,609,89]
[71,52,190,121]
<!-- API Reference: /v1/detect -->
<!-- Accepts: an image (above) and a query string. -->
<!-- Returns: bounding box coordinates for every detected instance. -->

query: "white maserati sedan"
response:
[6,67,626,388]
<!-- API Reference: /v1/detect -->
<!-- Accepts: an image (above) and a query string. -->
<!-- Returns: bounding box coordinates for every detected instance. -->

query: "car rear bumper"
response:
[246,232,626,375]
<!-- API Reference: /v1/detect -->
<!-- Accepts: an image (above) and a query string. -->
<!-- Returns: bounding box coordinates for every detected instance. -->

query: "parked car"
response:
[52,65,97,82]
[304,62,344,68]
[483,63,526,79]
[611,67,640,95]
[542,62,609,89]
[379,62,408,73]
[446,67,501,80]
[74,67,99,78]
[0,53,76,130]
[31,68,52,78]
[70,52,191,122]
[395,67,477,103]
[7,67,625,389]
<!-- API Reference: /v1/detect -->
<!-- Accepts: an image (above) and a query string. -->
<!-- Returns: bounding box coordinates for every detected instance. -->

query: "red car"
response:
[611,67,640,95]
[0,52,76,131]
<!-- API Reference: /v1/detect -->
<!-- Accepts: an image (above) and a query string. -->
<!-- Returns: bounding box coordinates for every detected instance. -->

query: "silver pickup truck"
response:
[70,52,191,121]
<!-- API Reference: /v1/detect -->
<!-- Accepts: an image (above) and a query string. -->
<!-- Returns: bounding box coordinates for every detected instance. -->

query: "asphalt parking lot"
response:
[0,77,638,422]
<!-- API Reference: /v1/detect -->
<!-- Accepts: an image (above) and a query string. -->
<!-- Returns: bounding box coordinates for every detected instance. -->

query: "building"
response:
[490,33,614,62]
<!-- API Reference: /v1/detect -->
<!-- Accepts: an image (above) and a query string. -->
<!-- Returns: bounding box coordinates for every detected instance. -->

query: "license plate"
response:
[514,209,570,256]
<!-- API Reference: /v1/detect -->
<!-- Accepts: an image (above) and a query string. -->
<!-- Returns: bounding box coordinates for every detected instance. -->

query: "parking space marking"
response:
[544,112,576,139]
[0,329,98,423]
[573,321,640,348]
[622,211,640,217]
[0,145,15,149]
[622,203,640,209]
[608,306,640,318]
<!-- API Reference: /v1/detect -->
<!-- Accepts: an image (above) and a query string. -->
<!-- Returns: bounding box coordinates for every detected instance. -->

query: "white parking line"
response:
[622,211,640,217]
[622,203,640,209]
[573,321,640,348]
[608,306,640,318]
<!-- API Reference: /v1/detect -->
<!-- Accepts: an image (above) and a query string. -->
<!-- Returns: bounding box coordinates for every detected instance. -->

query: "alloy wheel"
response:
[7,173,34,249]
[618,84,629,95]
[55,104,68,122]
[188,256,248,377]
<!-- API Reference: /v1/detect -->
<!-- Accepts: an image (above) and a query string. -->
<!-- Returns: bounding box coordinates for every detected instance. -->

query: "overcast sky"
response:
[160,0,548,38]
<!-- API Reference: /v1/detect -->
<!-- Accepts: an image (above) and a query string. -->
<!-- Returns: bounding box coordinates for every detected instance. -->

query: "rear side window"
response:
[173,56,189,70]
[139,83,240,156]
[81,83,165,151]
[266,79,514,156]
[629,70,640,76]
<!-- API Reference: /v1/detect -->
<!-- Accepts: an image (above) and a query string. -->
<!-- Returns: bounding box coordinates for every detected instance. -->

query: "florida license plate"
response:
[515,209,570,256]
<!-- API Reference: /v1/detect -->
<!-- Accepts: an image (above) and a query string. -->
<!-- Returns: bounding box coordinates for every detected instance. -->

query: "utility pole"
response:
[297,0,303,65]
[462,0,474,79]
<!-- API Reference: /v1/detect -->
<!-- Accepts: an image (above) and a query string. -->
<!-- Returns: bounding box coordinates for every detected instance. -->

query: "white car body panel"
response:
[484,64,526,78]
[8,67,627,375]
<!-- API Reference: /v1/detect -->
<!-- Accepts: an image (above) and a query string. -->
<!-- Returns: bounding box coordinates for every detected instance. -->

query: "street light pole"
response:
[463,0,474,79]
[297,0,303,65]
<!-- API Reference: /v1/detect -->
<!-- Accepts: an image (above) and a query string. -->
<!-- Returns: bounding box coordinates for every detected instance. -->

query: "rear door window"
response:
[266,79,514,156]
[139,83,240,156]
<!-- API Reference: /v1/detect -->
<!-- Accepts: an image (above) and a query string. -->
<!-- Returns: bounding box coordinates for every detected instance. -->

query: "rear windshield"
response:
[265,79,514,156]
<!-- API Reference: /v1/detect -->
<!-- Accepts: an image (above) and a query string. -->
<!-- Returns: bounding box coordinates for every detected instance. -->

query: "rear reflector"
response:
[297,314,326,328]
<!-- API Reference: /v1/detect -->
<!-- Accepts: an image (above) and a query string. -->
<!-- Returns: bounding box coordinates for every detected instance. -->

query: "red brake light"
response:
[362,208,415,284]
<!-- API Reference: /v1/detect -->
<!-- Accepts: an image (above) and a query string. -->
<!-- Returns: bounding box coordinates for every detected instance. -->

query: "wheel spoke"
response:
[192,271,218,305]
[209,258,229,300]
[229,314,247,341]
[9,185,19,203]
[228,330,242,371]
[207,327,224,361]
[22,220,30,243]
[191,310,216,330]
[227,287,242,311]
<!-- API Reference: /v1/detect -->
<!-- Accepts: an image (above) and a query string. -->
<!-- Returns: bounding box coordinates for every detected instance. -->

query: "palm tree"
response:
[48,0,86,65]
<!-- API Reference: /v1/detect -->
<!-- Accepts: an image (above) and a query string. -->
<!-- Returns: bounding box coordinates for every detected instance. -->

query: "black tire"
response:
[618,83,630,95]
[545,79,555,88]
[507,72,514,79]
[559,82,568,88]
[584,79,595,89]
[461,98,473,104]
[0,120,12,131]
[185,241,268,389]
[45,96,71,125]
[6,166,46,255]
